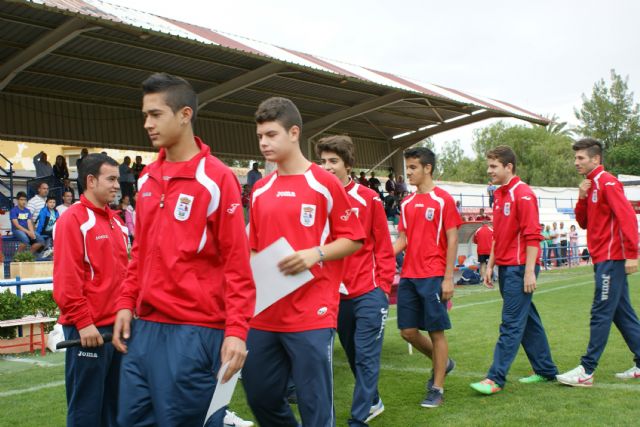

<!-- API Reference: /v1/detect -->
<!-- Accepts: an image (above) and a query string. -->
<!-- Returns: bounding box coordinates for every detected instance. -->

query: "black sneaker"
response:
[420,388,443,408]
[426,358,456,389]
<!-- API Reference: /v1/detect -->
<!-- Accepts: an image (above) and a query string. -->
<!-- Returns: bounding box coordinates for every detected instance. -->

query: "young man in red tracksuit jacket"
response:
[474,221,494,280]
[317,135,395,426]
[111,73,255,427]
[556,138,640,386]
[53,153,129,427]
[470,145,558,395]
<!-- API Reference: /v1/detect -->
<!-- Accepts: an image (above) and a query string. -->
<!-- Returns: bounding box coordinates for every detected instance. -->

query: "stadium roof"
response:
[0,0,549,168]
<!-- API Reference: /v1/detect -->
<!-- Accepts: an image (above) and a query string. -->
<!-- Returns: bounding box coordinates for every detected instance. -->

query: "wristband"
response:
[315,246,325,261]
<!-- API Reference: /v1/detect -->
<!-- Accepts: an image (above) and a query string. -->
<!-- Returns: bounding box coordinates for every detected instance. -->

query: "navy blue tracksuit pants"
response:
[487,265,558,387]
[243,328,335,427]
[581,260,640,373]
[63,325,121,427]
[117,320,226,427]
[337,288,388,427]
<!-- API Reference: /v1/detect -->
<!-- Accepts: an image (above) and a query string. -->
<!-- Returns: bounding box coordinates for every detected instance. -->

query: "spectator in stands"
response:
[76,148,89,194]
[385,172,396,197]
[246,161,262,190]
[10,191,44,254]
[384,195,400,224]
[550,222,561,266]
[569,224,579,266]
[369,171,382,196]
[358,171,368,186]
[27,181,49,226]
[487,181,496,208]
[474,221,493,279]
[57,190,74,216]
[131,155,146,185]
[456,200,462,214]
[36,196,59,256]
[53,155,69,181]
[33,151,53,178]
[62,178,75,200]
[125,193,136,244]
[541,224,552,270]
[350,171,357,181]
[476,208,491,221]
[395,174,408,194]
[559,221,568,266]
[119,156,135,199]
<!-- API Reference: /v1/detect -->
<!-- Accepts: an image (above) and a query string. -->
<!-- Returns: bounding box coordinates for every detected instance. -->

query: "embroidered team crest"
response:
[504,202,511,216]
[351,207,359,218]
[426,207,435,221]
[174,193,194,221]
[591,189,598,203]
[300,204,316,227]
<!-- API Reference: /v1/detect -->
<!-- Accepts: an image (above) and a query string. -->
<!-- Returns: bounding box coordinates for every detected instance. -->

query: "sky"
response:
[106,0,640,156]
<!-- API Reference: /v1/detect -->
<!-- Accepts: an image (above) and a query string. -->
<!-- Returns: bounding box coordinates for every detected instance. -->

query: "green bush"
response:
[0,289,23,339]
[13,251,35,262]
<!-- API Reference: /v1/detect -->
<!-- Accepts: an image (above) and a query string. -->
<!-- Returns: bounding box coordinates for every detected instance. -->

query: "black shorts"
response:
[478,255,490,264]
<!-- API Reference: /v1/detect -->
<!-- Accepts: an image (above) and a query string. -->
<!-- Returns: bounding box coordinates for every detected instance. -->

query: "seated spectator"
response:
[27,182,49,226]
[395,174,408,195]
[36,196,59,255]
[384,195,400,224]
[53,155,69,181]
[57,190,74,216]
[10,191,44,254]
[475,207,491,221]
[33,151,53,178]
[62,178,75,200]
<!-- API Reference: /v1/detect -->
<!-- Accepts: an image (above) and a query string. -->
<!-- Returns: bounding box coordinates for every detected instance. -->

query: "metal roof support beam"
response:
[302,91,408,139]
[366,111,501,171]
[0,17,95,91]
[198,63,288,108]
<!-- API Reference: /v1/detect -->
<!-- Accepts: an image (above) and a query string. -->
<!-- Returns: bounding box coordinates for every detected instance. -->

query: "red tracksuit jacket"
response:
[53,196,129,329]
[492,176,542,266]
[473,224,493,256]
[116,138,255,340]
[341,180,395,299]
[574,165,638,264]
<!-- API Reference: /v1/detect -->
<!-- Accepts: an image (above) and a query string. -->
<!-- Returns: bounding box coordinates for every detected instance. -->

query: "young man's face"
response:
[63,192,73,204]
[256,120,299,163]
[574,149,600,176]
[17,197,26,208]
[319,151,349,183]
[405,157,431,186]
[87,164,120,205]
[38,184,49,197]
[142,93,189,150]
[46,199,56,209]
[486,158,511,185]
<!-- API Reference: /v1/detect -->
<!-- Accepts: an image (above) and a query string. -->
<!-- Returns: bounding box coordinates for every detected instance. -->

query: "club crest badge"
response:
[504,202,511,216]
[426,207,435,221]
[592,189,598,203]
[174,193,194,221]
[300,204,316,227]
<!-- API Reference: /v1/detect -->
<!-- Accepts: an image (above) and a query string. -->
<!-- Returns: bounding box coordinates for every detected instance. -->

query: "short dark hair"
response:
[38,181,48,190]
[486,145,517,173]
[16,191,27,200]
[315,135,355,168]
[572,138,603,162]
[255,97,303,131]
[142,73,198,124]
[79,153,118,191]
[63,190,73,197]
[404,147,436,175]
[46,196,56,203]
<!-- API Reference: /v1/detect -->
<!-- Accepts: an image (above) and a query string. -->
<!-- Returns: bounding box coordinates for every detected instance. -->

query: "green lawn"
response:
[1,266,639,426]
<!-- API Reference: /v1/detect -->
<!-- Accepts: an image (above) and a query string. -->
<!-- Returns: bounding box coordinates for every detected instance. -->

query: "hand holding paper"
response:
[203,361,242,426]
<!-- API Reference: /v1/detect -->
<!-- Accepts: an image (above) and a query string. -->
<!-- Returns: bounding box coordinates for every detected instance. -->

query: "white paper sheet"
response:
[203,362,241,425]
[251,237,314,316]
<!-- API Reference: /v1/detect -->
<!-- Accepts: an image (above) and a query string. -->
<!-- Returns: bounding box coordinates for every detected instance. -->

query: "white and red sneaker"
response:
[556,365,594,387]
[615,366,640,380]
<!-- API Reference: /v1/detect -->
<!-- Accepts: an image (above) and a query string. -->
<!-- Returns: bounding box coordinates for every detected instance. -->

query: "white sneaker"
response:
[223,410,254,427]
[41,247,53,258]
[615,366,640,379]
[365,398,385,423]
[556,365,593,387]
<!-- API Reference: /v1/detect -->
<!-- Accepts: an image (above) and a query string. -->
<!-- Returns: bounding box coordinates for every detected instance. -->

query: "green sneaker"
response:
[470,379,502,395]
[518,374,550,384]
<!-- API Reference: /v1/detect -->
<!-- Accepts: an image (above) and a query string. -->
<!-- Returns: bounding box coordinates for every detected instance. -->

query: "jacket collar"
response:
[147,137,210,180]
[80,195,118,220]
[587,165,604,180]
[345,177,356,191]
[499,175,521,193]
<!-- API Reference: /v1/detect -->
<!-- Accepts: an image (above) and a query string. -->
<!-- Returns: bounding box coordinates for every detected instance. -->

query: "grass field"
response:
[1,265,639,426]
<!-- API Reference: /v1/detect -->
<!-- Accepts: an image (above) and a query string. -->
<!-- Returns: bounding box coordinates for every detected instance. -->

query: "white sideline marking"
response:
[1,356,63,367]
[0,380,65,397]
[334,362,640,392]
